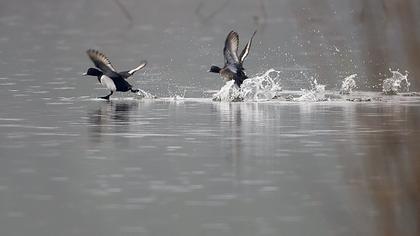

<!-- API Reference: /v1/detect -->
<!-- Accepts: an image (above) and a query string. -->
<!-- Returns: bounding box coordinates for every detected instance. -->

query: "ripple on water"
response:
[31,91,50,94]
[85,156,110,160]
[150,184,203,193]
[126,197,156,204]
[0,118,24,121]
[201,223,231,231]
[184,200,227,207]
[259,186,279,192]
[208,194,237,200]
[0,82,15,86]
[50,177,69,182]
[12,74,31,77]
[119,226,147,233]
[53,87,75,90]
[85,188,121,197]
[240,180,272,186]
[166,146,183,151]
[46,81,67,85]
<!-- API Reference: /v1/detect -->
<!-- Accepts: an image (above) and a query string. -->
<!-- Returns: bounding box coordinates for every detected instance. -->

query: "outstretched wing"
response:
[119,60,147,79]
[223,31,240,65]
[239,30,257,64]
[86,49,118,73]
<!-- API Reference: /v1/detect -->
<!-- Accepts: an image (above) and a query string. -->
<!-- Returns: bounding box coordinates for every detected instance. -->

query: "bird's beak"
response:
[82,73,87,76]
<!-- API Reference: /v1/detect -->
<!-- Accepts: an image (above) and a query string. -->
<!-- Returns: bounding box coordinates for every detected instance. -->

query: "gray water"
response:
[1,0,420,236]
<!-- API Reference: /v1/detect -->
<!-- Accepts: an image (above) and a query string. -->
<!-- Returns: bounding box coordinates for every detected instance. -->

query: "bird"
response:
[83,49,147,100]
[209,30,257,87]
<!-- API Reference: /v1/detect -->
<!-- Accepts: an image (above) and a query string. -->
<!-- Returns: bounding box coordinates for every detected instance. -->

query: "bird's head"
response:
[208,66,221,74]
[83,68,103,77]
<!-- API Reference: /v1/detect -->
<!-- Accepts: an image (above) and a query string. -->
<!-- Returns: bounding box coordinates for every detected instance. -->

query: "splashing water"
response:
[169,89,187,101]
[169,95,185,101]
[382,70,410,95]
[212,80,242,102]
[294,78,327,102]
[136,89,157,99]
[340,74,357,95]
[241,69,283,101]
[212,69,282,102]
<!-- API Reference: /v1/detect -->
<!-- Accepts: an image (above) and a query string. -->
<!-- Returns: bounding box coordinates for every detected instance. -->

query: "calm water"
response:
[1,94,420,236]
[1,0,420,236]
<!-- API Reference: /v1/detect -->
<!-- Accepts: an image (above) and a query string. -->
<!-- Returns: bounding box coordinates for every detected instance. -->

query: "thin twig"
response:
[113,0,133,25]
[254,0,267,33]
[195,0,231,24]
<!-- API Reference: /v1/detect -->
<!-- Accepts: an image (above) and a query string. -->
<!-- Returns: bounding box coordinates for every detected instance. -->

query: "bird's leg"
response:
[99,91,113,100]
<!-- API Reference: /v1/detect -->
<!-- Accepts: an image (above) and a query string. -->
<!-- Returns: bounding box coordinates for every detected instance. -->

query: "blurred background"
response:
[0,0,419,96]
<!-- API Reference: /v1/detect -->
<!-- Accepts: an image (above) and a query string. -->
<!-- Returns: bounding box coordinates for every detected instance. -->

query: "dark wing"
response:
[119,60,147,79]
[223,31,240,65]
[239,30,257,64]
[86,49,118,73]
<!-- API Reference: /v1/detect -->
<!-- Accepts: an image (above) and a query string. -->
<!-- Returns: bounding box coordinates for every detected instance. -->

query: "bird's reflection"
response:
[211,103,243,182]
[87,101,138,144]
[213,102,268,181]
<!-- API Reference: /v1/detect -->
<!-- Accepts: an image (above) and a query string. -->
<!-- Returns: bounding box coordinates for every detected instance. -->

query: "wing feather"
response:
[86,49,118,73]
[239,30,257,64]
[223,31,240,65]
[128,60,147,75]
[119,60,147,79]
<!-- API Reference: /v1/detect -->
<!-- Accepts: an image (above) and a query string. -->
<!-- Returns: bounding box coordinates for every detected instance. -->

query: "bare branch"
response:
[113,0,133,25]
[195,0,231,24]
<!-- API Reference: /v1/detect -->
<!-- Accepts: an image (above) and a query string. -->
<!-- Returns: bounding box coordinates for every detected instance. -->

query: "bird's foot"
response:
[99,95,110,100]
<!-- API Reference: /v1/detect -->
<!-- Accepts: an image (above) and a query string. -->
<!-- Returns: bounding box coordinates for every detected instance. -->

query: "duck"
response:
[83,49,147,100]
[209,30,257,87]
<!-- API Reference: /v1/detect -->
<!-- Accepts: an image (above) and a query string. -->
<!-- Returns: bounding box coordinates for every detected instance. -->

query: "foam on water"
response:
[212,69,282,102]
[382,70,410,95]
[294,78,327,102]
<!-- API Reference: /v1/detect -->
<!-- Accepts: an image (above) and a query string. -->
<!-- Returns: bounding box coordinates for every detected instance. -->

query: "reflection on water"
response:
[0,97,420,236]
[215,102,244,178]
[213,101,420,236]
[88,101,138,143]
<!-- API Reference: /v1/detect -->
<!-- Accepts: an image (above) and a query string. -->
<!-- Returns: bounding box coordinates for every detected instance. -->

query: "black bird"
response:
[83,49,147,100]
[209,30,257,87]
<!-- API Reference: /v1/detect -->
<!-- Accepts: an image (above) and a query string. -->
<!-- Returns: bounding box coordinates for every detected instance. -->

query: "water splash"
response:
[169,89,187,101]
[241,69,283,101]
[340,74,357,95]
[169,95,185,101]
[382,70,410,95]
[212,69,282,102]
[212,81,242,102]
[294,78,327,102]
[135,89,157,99]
